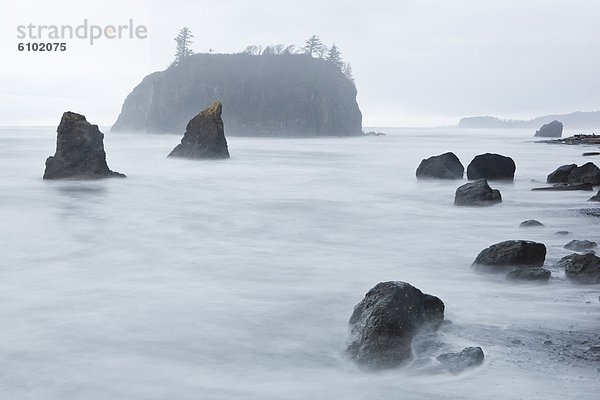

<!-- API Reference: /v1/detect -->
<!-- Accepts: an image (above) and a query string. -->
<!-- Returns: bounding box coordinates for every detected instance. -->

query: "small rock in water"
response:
[555,253,600,284]
[555,231,570,235]
[511,339,522,345]
[416,152,464,180]
[506,267,551,281]
[454,179,502,206]
[564,239,598,252]
[544,340,553,346]
[43,112,125,179]
[467,153,516,180]
[436,347,485,374]
[168,101,230,159]
[583,152,600,156]
[520,220,544,228]
[589,191,600,202]
[346,281,444,369]
[473,240,546,273]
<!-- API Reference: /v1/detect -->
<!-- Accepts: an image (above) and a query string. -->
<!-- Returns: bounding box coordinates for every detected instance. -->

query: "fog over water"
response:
[0,127,598,399]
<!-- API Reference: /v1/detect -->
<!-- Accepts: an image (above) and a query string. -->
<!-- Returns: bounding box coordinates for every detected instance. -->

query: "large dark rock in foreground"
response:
[347,281,444,369]
[168,101,230,159]
[555,253,600,284]
[473,240,546,273]
[454,179,502,206]
[547,164,577,183]
[43,112,125,180]
[416,152,464,179]
[567,162,600,186]
[534,120,563,138]
[112,54,362,137]
[437,347,484,373]
[467,153,516,180]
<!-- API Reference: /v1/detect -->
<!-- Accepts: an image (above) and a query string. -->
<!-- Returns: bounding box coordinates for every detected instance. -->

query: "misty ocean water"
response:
[0,127,599,399]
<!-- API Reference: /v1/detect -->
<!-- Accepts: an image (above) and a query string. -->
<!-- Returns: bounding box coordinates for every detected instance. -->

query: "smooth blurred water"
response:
[0,127,599,399]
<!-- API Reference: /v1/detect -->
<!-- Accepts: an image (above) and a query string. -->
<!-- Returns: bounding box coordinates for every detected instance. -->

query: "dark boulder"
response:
[583,152,600,156]
[347,281,444,369]
[454,179,502,206]
[437,347,485,373]
[416,152,464,180]
[43,112,125,180]
[555,231,570,235]
[473,240,546,273]
[547,164,577,184]
[589,191,600,201]
[534,120,563,138]
[520,220,543,228]
[567,162,600,186]
[466,153,516,180]
[555,253,600,284]
[506,267,551,281]
[564,239,597,252]
[168,101,230,159]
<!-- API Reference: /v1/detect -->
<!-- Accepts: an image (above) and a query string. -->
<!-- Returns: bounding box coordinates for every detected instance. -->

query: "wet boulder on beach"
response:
[506,267,551,281]
[567,162,600,186]
[437,347,485,373]
[43,112,125,180]
[466,153,516,180]
[547,164,577,184]
[454,179,502,206]
[416,152,464,179]
[564,239,597,253]
[347,281,444,369]
[473,240,547,273]
[555,253,600,284]
[520,220,543,228]
[168,101,230,159]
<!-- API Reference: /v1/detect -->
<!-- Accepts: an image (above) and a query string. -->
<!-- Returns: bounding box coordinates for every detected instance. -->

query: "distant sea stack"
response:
[43,112,125,180]
[168,101,230,159]
[112,54,363,137]
[534,120,563,138]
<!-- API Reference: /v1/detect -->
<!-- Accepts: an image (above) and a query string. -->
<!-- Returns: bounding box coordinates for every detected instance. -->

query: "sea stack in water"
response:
[43,112,125,179]
[454,179,502,206]
[467,153,516,180]
[168,101,230,159]
[534,120,563,138]
[416,152,464,179]
[347,281,444,369]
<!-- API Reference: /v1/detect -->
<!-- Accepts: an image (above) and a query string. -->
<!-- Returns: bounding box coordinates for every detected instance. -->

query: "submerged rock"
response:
[547,164,577,184]
[583,152,600,156]
[466,153,516,180]
[454,179,502,206]
[168,101,230,159]
[532,183,593,191]
[534,120,563,138]
[506,267,551,281]
[520,220,543,228]
[347,281,444,369]
[564,239,597,252]
[555,253,600,284]
[589,191,600,201]
[437,347,485,373]
[473,240,546,273]
[416,152,464,180]
[43,112,125,180]
[567,162,600,186]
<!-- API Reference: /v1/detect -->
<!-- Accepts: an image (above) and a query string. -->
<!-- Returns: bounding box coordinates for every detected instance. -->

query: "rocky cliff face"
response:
[112,54,363,136]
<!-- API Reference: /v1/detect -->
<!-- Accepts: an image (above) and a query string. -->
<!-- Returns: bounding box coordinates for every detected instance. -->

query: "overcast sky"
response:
[2,0,599,127]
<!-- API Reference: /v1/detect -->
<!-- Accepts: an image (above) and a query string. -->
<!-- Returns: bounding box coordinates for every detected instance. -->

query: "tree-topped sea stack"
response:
[43,112,125,180]
[168,101,230,159]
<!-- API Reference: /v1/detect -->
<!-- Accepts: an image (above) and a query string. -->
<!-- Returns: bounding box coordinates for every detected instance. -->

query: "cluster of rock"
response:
[416,151,514,206]
[346,281,484,373]
[533,162,600,191]
[43,103,231,180]
[472,240,550,281]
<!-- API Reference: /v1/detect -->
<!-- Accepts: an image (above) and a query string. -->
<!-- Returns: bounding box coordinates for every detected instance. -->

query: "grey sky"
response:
[2,0,599,127]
